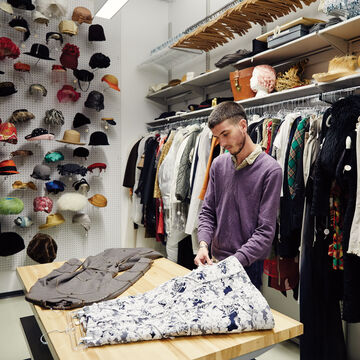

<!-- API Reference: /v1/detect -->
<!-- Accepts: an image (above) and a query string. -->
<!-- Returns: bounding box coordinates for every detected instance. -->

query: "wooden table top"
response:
[17,257,303,360]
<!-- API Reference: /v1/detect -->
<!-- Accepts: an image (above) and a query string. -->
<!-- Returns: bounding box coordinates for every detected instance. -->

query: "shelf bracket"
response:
[318,33,349,55]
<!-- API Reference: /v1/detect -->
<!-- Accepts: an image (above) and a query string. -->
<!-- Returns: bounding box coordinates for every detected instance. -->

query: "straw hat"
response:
[88,194,107,207]
[0,2,13,14]
[57,129,85,145]
[39,213,65,229]
[12,180,37,190]
[312,55,359,82]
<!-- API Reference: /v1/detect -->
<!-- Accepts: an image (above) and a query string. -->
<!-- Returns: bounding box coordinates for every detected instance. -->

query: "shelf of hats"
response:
[145,11,360,121]
[0,0,121,275]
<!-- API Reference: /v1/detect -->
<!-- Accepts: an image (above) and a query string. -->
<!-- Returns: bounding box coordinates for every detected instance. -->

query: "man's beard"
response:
[229,135,245,157]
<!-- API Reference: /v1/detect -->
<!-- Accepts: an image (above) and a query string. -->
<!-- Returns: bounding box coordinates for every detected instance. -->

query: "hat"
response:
[73,113,90,128]
[44,151,64,163]
[0,232,24,256]
[31,164,51,180]
[9,16,30,41]
[101,74,120,91]
[72,213,90,231]
[0,37,20,60]
[72,6,92,24]
[14,216,33,228]
[57,85,81,103]
[89,131,109,146]
[36,0,67,18]
[29,84,47,97]
[85,91,104,112]
[73,69,94,91]
[57,193,87,211]
[24,43,54,60]
[88,24,106,41]
[0,82,17,96]
[313,56,359,82]
[12,180,37,190]
[0,197,24,214]
[7,0,34,10]
[89,53,110,69]
[39,213,65,229]
[45,180,65,194]
[60,43,80,69]
[59,20,78,36]
[25,128,54,141]
[88,194,107,207]
[0,2,13,14]
[44,109,64,125]
[11,149,33,157]
[9,109,34,123]
[57,129,85,145]
[46,32,63,45]
[13,62,30,72]
[87,162,106,173]
[33,196,53,213]
[73,147,89,159]
[0,159,19,174]
[72,178,89,192]
[27,233,57,264]
[57,163,87,176]
[32,10,49,25]
[101,117,116,126]
[0,123,17,143]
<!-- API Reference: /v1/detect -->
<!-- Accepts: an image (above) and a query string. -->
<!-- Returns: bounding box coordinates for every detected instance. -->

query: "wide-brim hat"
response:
[57,129,85,145]
[25,127,54,140]
[313,55,359,82]
[0,232,24,256]
[39,213,65,229]
[24,43,54,60]
[88,194,107,207]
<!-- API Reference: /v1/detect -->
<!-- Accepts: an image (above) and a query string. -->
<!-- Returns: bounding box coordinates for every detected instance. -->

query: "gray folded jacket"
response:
[25,248,163,310]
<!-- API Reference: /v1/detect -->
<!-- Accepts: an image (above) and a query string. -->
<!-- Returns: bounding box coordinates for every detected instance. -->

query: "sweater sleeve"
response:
[235,167,282,266]
[197,163,217,246]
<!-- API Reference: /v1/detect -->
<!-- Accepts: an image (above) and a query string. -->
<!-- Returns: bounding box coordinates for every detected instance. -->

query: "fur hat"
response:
[57,192,87,211]
[36,0,67,18]
[27,233,57,264]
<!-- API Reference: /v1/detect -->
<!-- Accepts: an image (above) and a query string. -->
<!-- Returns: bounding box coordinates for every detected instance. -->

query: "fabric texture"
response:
[75,256,274,347]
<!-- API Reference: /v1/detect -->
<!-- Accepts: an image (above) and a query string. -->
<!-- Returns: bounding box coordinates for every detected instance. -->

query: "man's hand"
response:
[194,242,213,266]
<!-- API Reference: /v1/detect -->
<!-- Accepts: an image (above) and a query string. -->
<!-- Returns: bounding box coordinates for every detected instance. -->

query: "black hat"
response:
[73,69,94,91]
[73,147,89,158]
[89,53,110,69]
[0,232,25,256]
[24,43,55,60]
[248,39,267,57]
[9,16,30,41]
[27,233,57,264]
[88,24,106,41]
[57,163,88,176]
[89,131,109,146]
[25,128,52,140]
[73,178,89,191]
[0,82,17,96]
[73,113,91,128]
[0,71,4,74]
[7,0,34,10]
[46,32,63,45]
[84,90,104,112]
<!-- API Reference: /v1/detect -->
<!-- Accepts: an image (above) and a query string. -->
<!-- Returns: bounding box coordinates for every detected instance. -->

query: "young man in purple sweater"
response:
[195,101,282,287]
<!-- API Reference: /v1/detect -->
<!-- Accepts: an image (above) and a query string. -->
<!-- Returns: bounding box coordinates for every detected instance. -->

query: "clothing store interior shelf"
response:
[17,258,303,360]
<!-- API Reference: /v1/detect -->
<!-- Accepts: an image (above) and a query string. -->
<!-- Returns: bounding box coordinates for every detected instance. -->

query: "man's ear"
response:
[239,118,247,130]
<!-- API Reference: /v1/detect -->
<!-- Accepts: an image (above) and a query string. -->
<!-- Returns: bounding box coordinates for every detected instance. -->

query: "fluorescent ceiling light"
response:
[95,0,129,19]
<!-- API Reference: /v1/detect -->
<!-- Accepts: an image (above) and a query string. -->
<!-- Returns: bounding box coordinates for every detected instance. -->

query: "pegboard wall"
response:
[0,0,121,274]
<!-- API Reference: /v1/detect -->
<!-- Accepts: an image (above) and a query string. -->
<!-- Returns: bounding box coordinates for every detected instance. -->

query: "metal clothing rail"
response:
[146,115,209,131]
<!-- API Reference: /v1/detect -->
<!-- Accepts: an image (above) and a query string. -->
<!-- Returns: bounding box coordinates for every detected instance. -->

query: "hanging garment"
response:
[123,138,143,188]
[25,248,163,310]
[75,256,274,347]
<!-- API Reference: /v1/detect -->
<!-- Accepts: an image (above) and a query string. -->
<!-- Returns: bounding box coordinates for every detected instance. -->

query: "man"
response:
[194,101,282,288]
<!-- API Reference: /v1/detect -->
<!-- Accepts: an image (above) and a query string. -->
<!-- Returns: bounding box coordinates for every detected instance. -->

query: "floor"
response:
[0,295,300,360]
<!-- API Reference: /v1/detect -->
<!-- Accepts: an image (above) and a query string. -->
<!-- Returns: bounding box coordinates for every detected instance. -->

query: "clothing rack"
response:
[146,115,209,132]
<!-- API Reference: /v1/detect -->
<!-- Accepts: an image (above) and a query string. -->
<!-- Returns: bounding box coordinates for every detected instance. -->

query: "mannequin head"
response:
[250,65,276,98]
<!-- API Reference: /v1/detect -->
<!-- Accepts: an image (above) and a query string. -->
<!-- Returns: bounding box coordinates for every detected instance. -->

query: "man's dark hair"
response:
[208,101,247,129]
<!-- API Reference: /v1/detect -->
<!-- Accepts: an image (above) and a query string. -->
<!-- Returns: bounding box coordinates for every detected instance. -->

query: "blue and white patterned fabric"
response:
[75,256,274,347]
[319,0,360,18]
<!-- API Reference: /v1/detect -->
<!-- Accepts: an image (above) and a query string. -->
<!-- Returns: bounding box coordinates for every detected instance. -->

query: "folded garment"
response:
[215,49,251,68]
[154,111,176,120]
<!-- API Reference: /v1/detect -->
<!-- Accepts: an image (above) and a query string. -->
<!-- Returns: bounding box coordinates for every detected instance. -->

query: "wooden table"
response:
[17,257,303,360]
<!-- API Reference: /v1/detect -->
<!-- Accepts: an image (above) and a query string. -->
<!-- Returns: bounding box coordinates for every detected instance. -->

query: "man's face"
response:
[211,118,247,156]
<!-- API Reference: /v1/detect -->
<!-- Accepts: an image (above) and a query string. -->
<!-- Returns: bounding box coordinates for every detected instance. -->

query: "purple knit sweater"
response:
[198,152,282,267]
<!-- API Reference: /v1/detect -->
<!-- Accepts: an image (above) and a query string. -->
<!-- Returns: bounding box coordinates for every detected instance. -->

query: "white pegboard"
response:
[0,0,121,273]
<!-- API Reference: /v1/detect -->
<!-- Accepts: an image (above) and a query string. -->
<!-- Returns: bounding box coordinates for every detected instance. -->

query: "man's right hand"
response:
[194,244,213,266]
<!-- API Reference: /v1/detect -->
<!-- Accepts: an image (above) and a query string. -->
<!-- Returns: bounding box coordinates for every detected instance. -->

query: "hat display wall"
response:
[0,159,19,174]
[0,82,17,96]
[33,196,53,213]
[72,6,92,24]
[31,164,51,180]
[0,197,24,214]
[57,163,87,176]
[24,43,54,61]
[60,43,80,69]
[57,85,81,103]
[14,216,33,228]
[89,131,109,146]
[89,53,110,69]
[0,123,17,143]
[39,213,65,229]
[88,194,107,207]
[88,24,106,41]
[44,109,64,125]
[36,0,67,18]
[57,129,85,145]
[0,37,20,60]
[0,232,24,256]
[84,91,104,111]
[8,16,30,41]
[9,109,35,123]
[72,213,90,232]
[45,180,65,194]
[57,192,87,211]
[73,113,90,128]
[102,74,120,91]
[25,128,54,141]
[27,233,57,264]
